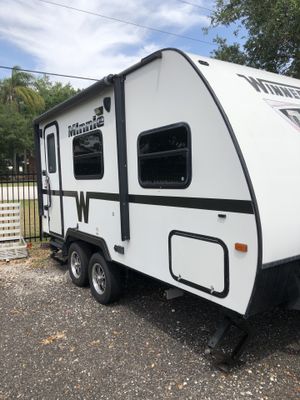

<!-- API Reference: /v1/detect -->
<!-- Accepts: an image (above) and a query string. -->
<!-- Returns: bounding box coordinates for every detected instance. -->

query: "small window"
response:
[73,130,104,179]
[47,133,56,173]
[138,123,191,188]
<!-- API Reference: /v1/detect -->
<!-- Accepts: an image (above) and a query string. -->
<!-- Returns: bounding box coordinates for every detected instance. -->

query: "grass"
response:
[0,181,37,187]
[8,182,36,187]
[20,199,40,241]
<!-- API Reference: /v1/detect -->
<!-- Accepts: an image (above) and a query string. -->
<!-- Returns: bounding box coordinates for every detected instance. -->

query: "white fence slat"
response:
[0,235,22,241]
[0,228,21,234]
[0,203,20,209]
[0,216,20,222]
[0,209,20,215]
[0,201,27,259]
[0,222,21,228]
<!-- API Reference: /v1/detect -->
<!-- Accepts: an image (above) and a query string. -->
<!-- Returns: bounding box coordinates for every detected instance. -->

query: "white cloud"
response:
[0,0,211,88]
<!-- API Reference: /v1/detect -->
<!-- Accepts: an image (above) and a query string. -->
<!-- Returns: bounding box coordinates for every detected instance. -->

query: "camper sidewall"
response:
[36,49,261,316]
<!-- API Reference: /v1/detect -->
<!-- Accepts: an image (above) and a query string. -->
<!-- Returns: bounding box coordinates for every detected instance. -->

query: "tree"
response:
[209,0,300,78]
[0,66,44,114]
[0,71,79,173]
[35,76,79,111]
[0,67,45,172]
[211,36,247,65]
[0,104,30,173]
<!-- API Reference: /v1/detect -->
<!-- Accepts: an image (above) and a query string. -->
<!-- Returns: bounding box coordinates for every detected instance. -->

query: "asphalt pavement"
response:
[0,247,299,399]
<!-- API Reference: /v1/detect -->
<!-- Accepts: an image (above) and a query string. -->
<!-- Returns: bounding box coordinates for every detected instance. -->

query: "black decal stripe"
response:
[114,75,130,241]
[63,191,119,223]
[61,190,77,197]
[129,194,254,214]
[42,189,253,214]
[260,78,300,91]
[43,189,119,201]
[85,192,119,201]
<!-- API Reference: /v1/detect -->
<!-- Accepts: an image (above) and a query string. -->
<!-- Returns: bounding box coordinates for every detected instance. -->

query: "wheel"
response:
[89,253,122,304]
[68,242,91,287]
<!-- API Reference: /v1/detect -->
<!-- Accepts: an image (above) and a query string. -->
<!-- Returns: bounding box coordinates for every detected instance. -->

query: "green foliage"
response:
[211,36,247,65]
[0,103,31,173]
[35,76,79,111]
[0,69,80,172]
[209,0,300,78]
[0,104,30,152]
[0,66,45,114]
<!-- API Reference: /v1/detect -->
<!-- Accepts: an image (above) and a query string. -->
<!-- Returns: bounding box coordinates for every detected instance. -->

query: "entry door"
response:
[44,123,63,237]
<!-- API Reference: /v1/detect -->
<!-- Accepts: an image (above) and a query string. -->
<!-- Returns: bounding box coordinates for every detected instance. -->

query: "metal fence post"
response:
[0,173,41,241]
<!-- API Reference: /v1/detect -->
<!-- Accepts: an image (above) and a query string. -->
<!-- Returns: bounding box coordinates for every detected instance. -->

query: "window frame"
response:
[73,129,104,180]
[280,107,300,128]
[137,122,192,189]
[47,133,57,174]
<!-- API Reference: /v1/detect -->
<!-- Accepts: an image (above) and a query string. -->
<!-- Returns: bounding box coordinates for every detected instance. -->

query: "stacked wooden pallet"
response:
[0,203,27,260]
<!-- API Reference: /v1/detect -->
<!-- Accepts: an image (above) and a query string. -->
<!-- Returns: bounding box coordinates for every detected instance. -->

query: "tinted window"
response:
[138,123,191,188]
[47,133,56,173]
[73,130,103,179]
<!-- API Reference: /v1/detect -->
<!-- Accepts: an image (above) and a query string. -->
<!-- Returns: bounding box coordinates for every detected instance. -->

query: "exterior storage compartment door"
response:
[169,231,229,298]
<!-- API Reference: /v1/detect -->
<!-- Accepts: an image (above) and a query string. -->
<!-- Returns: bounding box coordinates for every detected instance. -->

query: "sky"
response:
[0,0,243,88]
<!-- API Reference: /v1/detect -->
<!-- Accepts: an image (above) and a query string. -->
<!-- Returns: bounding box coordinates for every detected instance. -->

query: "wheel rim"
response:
[70,251,81,279]
[92,263,106,295]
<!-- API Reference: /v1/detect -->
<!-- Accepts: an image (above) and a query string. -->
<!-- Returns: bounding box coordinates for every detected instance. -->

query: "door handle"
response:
[43,171,52,209]
[47,176,52,208]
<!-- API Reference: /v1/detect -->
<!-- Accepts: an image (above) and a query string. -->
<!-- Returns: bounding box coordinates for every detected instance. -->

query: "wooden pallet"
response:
[0,203,27,260]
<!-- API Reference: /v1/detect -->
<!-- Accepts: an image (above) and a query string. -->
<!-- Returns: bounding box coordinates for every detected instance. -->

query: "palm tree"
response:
[0,66,45,113]
[0,67,45,172]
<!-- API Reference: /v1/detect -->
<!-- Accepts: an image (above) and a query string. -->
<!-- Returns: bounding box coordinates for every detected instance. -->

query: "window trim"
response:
[47,132,57,174]
[73,129,104,180]
[137,122,192,189]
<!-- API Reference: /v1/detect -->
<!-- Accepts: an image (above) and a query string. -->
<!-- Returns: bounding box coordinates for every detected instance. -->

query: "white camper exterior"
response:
[35,48,300,317]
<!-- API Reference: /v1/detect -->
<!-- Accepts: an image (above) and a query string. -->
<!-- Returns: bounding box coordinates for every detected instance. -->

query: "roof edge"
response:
[34,49,164,125]
[33,75,113,125]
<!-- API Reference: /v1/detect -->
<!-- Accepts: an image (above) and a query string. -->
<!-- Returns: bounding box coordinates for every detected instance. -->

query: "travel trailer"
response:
[34,48,300,360]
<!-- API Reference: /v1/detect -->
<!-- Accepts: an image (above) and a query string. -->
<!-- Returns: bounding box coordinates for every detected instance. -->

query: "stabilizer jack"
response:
[205,315,251,371]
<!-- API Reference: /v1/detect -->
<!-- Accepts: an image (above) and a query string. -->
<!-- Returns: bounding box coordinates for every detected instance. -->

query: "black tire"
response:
[88,253,122,304]
[68,242,91,287]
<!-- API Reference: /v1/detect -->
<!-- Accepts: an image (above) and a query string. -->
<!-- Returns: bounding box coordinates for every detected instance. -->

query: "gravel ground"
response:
[0,246,299,400]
